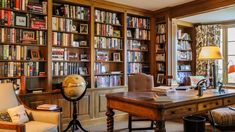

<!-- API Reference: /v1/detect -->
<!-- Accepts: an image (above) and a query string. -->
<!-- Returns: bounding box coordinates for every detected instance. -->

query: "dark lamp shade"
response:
[198,46,222,60]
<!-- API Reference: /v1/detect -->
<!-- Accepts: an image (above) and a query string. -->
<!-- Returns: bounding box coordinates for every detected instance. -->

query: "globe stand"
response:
[61,82,88,132]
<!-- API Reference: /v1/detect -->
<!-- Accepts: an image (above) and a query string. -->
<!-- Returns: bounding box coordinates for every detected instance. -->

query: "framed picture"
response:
[127,30,132,38]
[22,30,36,43]
[31,49,40,60]
[79,67,88,75]
[157,73,165,84]
[79,41,87,47]
[15,13,27,27]
[113,30,121,37]
[80,24,88,34]
[113,53,120,61]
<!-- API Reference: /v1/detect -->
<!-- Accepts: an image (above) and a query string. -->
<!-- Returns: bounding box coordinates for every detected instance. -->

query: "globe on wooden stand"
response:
[61,75,88,132]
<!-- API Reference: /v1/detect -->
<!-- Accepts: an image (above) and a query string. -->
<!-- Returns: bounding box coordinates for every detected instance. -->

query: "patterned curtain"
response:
[195,25,221,76]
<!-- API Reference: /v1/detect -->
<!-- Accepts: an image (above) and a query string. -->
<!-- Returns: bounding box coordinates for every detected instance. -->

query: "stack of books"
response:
[37,104,58,110]
[152,86,175,93]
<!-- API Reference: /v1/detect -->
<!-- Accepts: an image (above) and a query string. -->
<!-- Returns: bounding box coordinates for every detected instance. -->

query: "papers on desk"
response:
[37,104,58,110]
[152,86,175,93]
[153,94,172,102]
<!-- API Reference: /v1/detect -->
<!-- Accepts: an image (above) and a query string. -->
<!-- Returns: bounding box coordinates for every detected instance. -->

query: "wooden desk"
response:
[106,89,235,132]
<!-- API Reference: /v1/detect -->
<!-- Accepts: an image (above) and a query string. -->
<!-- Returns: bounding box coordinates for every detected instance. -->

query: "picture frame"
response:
[79,67,88,75]
[31,49,40,60]
[22,30,36,43]
[80,24,88,34]
[79,41,87,47]
[127,30,132,38]
[113,30,121,37]
[157,73,165,84]
[113,53,121,61]
[15,13,27,27]
[80,54,88,61]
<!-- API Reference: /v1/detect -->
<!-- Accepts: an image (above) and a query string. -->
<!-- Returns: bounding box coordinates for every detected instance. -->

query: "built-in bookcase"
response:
[51,1,91,89]
[126,14,150,75]
[0,0,48,93]
[94,8,124,88]
[155,15,167,85]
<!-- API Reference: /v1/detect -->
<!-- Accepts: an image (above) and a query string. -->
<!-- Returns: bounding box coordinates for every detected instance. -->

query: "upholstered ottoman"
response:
[210,106,235,126]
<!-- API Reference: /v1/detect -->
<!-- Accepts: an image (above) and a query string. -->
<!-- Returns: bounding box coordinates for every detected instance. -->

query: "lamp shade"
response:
[228,65,235,74]
[198,46,222,60]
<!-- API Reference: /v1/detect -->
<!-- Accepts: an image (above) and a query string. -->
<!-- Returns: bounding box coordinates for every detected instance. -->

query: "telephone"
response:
[196,79,207,96]
[218,81,224,93]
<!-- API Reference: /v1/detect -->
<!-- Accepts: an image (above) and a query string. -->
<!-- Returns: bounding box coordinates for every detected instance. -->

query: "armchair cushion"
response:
[7,105,29,124]
[25,121,57,132]
[211,107,235,126]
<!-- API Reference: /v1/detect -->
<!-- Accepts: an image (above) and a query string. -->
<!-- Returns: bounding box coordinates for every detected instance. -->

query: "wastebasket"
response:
[183,115,206,132]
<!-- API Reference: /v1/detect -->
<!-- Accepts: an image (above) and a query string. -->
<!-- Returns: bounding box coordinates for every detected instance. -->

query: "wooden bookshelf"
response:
[176,23,195,84]
[155,15,167,86]
[126,14,151,75]
[94,8,124,88]
[51,1,91,89]
[0,0,48,93]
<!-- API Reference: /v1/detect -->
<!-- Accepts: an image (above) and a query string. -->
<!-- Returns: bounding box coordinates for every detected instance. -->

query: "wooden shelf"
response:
[52,60,90,62]
[127,49,148,52]
[0,76,47,79]
[95,35,123,39]
[0,25,47,31]
[52,45,90,49]
[53,75,90,78]
[0,8,47,16]
[127,26,150,30]
[0,60,47,62]
[127,37,150,41]
[0,42,46,47]
[95,48,123,51]
[52,30,88,35]
[95,60,123,63]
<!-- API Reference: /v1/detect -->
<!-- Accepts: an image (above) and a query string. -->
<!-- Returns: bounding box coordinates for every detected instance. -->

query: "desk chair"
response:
[128,73,156,131]
[0,83,62,132]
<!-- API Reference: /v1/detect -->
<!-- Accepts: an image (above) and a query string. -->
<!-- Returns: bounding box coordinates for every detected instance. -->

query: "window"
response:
[227,27,235,84]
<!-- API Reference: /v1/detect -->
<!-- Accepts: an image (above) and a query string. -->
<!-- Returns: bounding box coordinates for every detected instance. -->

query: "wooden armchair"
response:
[0,83,62,132]
[128,73,155,131]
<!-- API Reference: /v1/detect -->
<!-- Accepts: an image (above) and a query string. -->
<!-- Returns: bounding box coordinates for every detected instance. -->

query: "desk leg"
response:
[155,120,166,132]
[106,108,114,132]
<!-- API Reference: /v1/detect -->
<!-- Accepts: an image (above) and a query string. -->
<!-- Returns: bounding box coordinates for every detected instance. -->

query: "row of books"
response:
[0,45,30,60]
[156,24,166,34]
[95,63,108,74]
[27,2,47,14]
[127,16,150,29]
[95,23,121,37]
[127,52,144,62]
[53,4,89,21]
[177,64,191,71]
[128,29,150,40]
[52,48,89,61]
[94,37,122,49]
[177,30,191,40]
[95,75,121,88]
[0,10,47,28]
[52,62,88,76]
[177,40,191,50]
[0,0,47,13]
[0,28,47,45]
[95,9,121,25]
[52,32,88,47]
[128,63,142,73]
[156,34,166,44]
[177,51,192,61]
[127,40,148,51]
[0,62,44,77]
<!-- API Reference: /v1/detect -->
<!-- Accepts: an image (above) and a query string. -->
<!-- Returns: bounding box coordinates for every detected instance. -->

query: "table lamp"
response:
[198,46,222,92]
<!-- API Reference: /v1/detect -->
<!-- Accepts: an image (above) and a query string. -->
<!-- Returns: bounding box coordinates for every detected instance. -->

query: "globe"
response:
[62,75,87,101]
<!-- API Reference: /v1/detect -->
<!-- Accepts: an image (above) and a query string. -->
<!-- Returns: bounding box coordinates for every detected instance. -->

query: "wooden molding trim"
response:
[169,0,235,18]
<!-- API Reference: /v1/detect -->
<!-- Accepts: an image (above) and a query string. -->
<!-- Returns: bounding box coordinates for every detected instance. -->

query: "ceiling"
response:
[105,0,194,11]
[180,5,235,24]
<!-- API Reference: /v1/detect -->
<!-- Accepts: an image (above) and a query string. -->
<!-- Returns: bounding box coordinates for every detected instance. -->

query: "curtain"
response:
[195,25,221,76]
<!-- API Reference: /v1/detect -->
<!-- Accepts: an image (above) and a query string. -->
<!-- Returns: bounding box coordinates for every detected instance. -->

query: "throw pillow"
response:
[189,76,205,87]
[0,111,12,122]
[7,105,29,124]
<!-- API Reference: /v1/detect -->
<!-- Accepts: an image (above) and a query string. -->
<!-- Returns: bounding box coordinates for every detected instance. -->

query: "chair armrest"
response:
[0,121,25,132]
[26,108,61,125]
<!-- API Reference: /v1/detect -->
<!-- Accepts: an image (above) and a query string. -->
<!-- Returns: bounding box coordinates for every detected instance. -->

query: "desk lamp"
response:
[198,46,223,92]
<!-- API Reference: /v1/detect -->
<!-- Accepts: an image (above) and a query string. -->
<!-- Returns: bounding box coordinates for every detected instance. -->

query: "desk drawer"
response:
[165,104,196,118]
[224,97,235,106]
[198,100,222,111]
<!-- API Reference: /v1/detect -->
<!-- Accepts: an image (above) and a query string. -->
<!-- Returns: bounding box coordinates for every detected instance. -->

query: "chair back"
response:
[0,83,19,111]
[128,73,154,92]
